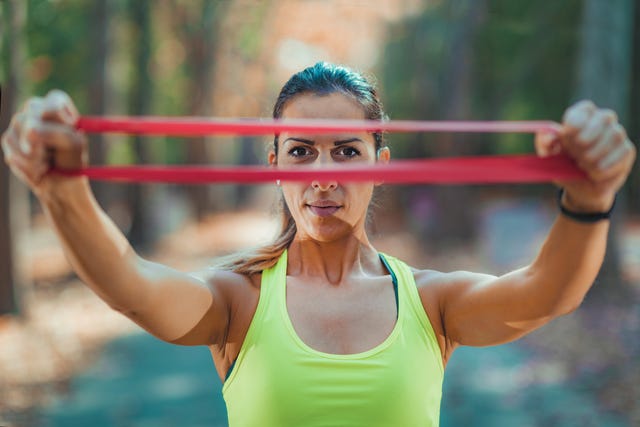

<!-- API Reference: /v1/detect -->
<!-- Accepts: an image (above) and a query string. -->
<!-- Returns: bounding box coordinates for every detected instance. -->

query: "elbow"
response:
[106,300,140,318]
[551,296,584,318]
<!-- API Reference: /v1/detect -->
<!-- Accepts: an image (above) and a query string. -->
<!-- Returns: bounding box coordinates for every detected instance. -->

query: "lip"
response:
[306,200,341,217]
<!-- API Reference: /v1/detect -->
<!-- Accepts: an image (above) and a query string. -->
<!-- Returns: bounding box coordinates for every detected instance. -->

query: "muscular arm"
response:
[40,177,229,345]
[423,101,635,354]
[1,91,232,346]
[433,214,607,348]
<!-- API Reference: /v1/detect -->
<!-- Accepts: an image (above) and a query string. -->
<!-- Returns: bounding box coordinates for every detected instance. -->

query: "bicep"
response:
[438,268,557,347]
[123,258,230,346]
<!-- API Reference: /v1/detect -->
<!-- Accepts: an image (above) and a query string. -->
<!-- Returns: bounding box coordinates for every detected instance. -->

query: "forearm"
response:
[38,177,149,311]
[527,214,609,314]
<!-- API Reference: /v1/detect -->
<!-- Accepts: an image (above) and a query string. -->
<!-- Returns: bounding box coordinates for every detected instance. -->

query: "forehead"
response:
[281,92,366,120]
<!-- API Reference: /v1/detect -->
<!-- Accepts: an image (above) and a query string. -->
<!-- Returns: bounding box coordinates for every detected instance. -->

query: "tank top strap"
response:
[264,249,288,297]
[379,253,444,375]
[222,250,288,388]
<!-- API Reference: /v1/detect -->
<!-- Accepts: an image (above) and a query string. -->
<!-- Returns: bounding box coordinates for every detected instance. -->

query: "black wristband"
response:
[557,189,615,223]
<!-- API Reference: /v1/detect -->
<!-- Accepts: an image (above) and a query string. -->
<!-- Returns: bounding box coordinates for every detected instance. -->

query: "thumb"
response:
[534,131,562,157]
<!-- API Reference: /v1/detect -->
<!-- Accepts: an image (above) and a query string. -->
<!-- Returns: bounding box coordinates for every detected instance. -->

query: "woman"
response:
[1,62,636,426]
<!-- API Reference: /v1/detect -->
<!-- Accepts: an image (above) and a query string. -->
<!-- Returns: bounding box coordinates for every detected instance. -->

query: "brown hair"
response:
[214,62,386,275]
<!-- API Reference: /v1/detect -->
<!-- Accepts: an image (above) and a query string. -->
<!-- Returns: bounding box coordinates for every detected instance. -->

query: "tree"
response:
[381,0,488,248]
[170,0,228,219]
[0,0,28,315]
[574,0,636,302]
[126,0,155,248]
[87,0,114,207]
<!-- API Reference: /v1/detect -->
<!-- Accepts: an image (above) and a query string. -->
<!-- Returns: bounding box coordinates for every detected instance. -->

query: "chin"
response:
[305,224,356,243]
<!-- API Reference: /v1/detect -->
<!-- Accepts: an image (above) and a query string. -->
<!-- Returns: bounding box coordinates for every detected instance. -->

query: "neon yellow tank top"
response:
[222,250,444,427]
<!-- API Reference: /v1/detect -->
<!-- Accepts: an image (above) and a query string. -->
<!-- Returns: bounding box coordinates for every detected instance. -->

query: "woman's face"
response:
[269,92,389,243]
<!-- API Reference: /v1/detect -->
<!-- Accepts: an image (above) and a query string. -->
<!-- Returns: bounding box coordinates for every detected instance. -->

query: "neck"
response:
[286,233,382,285]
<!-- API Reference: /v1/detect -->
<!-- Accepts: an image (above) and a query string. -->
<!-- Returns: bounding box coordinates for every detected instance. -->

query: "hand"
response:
[535,100,636,212]
[1,90,87,197]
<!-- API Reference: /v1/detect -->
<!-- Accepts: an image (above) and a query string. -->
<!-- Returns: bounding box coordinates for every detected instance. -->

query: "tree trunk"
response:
[574,0,635,303]
[422,0,487,247]
[0,0,28,315]
[181,1,223,220]
[87,0,113,207]
[126,0,154,249]
[628,2,640,213]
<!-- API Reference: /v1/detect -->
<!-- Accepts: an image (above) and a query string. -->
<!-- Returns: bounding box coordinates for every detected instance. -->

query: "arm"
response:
[426,101,636,349]
[1,91,229,345]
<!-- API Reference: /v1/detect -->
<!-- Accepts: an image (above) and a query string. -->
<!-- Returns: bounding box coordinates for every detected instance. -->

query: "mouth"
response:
[306,202,341,217]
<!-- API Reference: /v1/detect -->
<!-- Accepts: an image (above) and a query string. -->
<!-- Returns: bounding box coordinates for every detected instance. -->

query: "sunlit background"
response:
[1,1,639,426]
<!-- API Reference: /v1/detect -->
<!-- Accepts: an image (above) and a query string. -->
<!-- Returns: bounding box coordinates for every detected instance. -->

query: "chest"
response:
[285,276,398,354]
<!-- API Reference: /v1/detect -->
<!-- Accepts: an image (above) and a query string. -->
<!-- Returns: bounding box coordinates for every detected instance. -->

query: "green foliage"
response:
[26,0,92,111]
[380,0,583,158]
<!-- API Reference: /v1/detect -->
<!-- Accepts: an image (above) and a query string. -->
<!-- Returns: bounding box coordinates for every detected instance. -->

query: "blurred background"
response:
[1,0,639,426]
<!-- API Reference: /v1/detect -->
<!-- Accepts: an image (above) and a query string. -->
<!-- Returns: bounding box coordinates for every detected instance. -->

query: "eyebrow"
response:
[283,137,364,146]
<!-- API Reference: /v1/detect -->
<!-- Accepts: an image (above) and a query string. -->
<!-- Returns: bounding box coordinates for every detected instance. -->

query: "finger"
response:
[9,111,26,137]
[562,100,597,136]
[534,132,562,157]
[41,90,78,125]
[2,131,18,165]
[19,117,42,155]
[20,97,45,115]
[3,126,49,175]
[33,122,86,151]
[576,109,617,148]
[589,141,635,183]
[579,124,621,169]
[598,139,635,172]
[4,148,46,185]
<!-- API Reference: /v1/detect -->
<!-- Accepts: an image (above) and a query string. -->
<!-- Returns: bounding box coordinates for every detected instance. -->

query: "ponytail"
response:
[211,196,296,275]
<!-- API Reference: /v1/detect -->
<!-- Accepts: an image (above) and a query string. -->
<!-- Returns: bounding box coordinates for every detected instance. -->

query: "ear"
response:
[268,150,277,167]
[377,146,390,164]
[375,146,390,186]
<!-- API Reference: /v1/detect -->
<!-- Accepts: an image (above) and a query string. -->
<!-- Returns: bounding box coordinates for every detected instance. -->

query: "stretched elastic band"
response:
[50,154,584,184]
[76,116,562,137]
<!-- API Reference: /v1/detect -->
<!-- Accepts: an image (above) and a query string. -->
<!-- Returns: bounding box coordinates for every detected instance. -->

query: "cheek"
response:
[281,184,305,210]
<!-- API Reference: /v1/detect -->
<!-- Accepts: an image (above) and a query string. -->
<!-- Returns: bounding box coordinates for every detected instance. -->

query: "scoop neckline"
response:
[279,251,403,360]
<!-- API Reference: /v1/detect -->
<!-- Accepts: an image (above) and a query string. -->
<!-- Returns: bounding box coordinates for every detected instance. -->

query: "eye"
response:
[288,146,312,157]
[335,146,361,158]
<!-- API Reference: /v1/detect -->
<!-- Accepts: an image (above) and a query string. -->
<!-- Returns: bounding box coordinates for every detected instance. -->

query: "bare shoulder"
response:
[174,268,261,347]
[412,268,496,292]
[410,267,497,364]
[190,267,261,306]
[412,267,497,311]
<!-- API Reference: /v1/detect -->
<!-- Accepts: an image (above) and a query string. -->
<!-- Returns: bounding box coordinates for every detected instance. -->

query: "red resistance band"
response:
[52,116,582,184]
[76,116,563,136]
[52,154,584,184]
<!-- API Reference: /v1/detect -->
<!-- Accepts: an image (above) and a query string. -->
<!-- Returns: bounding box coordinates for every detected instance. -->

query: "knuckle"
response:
[575,99,596,111]
[599,109,617,124]
[10,112,25,131]
[0,133,8,148]
[624,143,636,161]
[612,124,627,143]
[25,97,44,112]
[47,89,71,107]
[47,89,66,98]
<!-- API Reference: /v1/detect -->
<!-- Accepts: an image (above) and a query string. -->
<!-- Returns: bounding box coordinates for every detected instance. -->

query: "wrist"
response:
[558,189,616,223]
[561,189,616,213]
[36,176,92,208]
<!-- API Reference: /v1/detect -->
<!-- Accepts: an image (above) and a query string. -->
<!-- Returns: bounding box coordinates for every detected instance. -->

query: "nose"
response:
[311,152,338,191]
[311,178,338,191]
